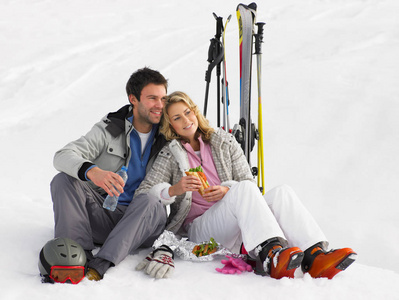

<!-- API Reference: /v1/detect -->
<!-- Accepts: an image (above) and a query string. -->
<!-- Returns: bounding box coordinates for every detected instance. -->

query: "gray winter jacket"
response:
[135,128,254,234]
[53,105,166,194]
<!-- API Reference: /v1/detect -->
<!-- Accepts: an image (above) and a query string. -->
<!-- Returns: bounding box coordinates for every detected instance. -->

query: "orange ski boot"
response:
[255,238,304,279]
[302,243,357,279]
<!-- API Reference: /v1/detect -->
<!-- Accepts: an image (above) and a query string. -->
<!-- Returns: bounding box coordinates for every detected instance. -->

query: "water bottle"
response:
[103,166,128,211]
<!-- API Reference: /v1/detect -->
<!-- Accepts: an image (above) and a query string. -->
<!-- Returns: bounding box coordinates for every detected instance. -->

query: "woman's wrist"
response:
[168,185,176,197]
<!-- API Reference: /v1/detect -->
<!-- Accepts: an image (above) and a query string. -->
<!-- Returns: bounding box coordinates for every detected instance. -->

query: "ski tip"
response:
[236,3,245,10]
[248,2,257,10]
[237,2,257,12]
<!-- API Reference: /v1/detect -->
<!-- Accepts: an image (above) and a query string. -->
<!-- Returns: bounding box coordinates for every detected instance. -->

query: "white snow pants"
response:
[188,181,327,253]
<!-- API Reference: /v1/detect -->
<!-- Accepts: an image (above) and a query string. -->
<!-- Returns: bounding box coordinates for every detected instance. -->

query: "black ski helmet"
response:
[38,237,87,280]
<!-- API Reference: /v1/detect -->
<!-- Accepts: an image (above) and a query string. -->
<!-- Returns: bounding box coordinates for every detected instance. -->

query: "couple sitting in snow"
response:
[48,67,356,282]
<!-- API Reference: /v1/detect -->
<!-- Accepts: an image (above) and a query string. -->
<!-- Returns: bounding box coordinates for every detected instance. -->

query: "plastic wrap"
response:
[152,230,234,262]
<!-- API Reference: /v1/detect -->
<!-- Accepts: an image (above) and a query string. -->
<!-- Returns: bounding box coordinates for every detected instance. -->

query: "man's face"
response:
[130,83,167,130]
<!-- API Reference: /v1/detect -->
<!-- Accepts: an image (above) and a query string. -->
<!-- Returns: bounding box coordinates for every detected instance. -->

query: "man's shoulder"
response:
[102,105,132,138]
[106,104,132,121]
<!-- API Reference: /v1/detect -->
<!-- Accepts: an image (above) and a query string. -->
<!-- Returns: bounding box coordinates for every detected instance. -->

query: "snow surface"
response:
[1,0,399,299]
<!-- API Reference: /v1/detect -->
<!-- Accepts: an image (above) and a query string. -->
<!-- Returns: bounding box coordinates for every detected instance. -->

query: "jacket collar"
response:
[104,104,132,137]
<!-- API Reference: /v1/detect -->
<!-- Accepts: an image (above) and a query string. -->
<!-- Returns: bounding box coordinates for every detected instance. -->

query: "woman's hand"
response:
[202,185,229,202]
[169,175,202,197]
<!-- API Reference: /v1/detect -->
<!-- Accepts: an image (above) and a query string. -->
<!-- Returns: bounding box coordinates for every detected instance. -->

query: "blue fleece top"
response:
[118,117,157,206]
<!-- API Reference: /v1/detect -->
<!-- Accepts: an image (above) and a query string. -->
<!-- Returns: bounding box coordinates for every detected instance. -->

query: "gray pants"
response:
[50,173,167,265]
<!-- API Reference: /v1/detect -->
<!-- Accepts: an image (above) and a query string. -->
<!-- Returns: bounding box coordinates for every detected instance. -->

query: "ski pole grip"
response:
[212,13,223,39]
[254,22,265,54]
[257,22,265,36]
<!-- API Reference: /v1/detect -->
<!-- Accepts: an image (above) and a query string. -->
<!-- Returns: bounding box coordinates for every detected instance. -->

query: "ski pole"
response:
[214,13,223,127]
[222,14,232,132]
[254,22,265,194]
[203,13,224,121]
[204,38,223,117]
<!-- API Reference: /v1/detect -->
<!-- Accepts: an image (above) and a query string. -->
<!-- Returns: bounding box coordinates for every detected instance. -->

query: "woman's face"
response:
[167,101,198,141]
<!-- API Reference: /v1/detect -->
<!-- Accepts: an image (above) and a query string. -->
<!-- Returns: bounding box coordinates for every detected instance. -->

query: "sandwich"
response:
[185,165,210,196]
[192,238,218,257]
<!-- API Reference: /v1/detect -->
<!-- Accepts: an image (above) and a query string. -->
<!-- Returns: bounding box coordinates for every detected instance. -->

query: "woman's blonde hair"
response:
[161,91,215,142]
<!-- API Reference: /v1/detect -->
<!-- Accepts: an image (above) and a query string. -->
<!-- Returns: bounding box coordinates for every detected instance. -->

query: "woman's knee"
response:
[233,180,259,192]
[264,184,297,206]
[269,184,294,193]
[226,180,264,207]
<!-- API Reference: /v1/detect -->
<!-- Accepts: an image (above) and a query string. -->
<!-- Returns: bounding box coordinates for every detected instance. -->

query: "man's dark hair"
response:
[126,67,168,102]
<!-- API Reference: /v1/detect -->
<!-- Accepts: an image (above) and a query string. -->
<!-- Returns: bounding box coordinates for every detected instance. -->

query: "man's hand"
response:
[86,167,125,197]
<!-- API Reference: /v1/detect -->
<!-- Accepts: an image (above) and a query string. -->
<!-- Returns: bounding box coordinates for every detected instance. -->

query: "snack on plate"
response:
[192,238,218,257]
[185,166,210,196]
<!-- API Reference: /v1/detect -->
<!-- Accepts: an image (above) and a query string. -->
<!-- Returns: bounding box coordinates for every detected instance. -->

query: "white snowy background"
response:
[1,0,398,299]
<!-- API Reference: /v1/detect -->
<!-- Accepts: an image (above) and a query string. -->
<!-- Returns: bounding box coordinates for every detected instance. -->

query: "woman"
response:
[135,91,356,279]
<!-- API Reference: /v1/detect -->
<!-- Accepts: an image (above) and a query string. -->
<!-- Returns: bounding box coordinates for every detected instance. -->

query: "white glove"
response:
[135,252,153,272]
[136,245,175,279]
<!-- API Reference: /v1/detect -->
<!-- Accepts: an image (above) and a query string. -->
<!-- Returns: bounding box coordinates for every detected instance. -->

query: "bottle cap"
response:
[121,166,128,172]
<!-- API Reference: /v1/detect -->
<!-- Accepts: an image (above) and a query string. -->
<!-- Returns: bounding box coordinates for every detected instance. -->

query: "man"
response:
[50,67,171,280]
